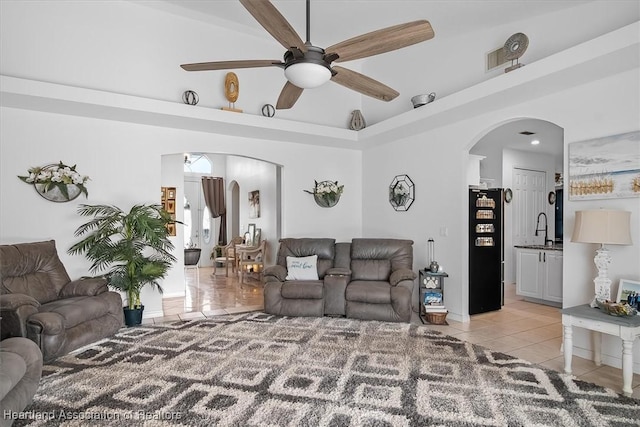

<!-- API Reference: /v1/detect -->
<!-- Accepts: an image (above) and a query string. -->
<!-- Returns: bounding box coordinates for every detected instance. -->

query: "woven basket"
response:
[426,311,448,325]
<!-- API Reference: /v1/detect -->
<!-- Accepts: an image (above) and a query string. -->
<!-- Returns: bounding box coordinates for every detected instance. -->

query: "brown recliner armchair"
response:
[0,337,42,427]
[345,238,416,322]
[0,240,124,362]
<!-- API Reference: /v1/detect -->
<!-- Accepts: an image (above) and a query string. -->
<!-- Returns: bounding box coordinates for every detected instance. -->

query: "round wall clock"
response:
[504,188,513,203]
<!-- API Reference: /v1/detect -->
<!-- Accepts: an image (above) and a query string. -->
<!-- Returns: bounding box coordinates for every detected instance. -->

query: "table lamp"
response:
[571,209,632,306]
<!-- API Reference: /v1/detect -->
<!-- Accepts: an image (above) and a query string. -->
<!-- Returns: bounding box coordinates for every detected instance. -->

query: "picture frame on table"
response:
[616,279,640,307]
[247,223,256,246]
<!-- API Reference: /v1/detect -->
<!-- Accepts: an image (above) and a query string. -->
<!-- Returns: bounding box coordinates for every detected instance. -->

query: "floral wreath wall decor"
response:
[304,180,344,208]
[389,174,414,211]
[18,161,90,202]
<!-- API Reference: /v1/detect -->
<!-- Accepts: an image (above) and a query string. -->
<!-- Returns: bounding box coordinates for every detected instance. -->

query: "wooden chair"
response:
[212,236,244,276]
[238,240,267,284]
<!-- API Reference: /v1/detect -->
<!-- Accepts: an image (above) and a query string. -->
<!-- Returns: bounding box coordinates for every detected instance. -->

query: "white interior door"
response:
[512,168,546,246]
[184,178,216,266]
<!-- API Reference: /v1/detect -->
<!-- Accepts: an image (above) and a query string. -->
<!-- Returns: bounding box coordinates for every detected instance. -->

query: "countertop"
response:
[514,244,563,252]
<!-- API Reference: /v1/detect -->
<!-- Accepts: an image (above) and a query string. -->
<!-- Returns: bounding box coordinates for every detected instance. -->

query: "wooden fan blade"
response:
[181,60,282,71]
[240,0,305,50]
[326,20,434,63]
[331,66,399,102]
[276,81,304,109]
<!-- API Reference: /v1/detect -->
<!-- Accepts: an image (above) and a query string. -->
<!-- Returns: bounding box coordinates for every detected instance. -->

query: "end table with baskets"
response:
[419,269,449,324]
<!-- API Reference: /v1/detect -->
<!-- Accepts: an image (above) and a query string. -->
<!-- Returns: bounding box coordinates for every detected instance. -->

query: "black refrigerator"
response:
[469,188,504,315]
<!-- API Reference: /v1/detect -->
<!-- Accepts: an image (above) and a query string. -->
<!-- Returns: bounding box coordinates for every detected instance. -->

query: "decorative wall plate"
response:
[504,33,529,60]
[389,175,415,211]
[548,191,556,205]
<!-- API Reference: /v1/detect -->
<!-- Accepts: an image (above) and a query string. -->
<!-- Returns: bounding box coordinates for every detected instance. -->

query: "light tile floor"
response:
[149,267,639,399]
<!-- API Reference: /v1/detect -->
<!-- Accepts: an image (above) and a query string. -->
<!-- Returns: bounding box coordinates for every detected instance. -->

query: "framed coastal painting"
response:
[568,131,640,200]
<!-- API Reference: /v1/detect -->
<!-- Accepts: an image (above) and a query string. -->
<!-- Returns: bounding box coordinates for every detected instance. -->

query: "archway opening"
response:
[467,118,564,314]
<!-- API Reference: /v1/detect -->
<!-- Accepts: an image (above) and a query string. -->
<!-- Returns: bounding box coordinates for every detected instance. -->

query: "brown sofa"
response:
[264,238,416,322]
[0,240,124,362]
[0,337,42,427]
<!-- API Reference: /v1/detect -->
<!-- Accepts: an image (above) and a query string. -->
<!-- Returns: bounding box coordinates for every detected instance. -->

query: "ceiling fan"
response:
[180,0,435,109]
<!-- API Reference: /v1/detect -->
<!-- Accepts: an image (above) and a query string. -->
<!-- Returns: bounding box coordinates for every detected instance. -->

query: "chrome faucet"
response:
[535,212,553,246]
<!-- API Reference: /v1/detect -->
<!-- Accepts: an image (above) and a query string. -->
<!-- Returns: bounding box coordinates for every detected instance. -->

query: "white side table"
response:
[561,304,640,396]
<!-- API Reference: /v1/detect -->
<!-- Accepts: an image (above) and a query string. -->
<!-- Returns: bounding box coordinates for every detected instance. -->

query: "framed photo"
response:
[167,188,176,199]
[616,279,640,304]
[166,199,176,213]
[254,228,262,244]
[247,223,256,246]
[166,223,176,236]
[161,187,167,201]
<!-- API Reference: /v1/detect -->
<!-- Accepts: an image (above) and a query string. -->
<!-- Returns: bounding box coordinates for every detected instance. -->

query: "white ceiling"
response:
[151,0,586,158]
[157,0,591,50]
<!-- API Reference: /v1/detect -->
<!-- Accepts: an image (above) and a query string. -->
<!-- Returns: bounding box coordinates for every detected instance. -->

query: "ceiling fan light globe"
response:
[284,63,331,89]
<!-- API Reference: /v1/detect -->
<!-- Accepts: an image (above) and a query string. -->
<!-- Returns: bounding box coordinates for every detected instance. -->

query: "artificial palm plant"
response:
[68,204,177,310]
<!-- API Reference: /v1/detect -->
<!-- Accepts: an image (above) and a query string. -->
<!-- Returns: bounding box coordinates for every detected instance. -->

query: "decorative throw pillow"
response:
[286,255,319,280]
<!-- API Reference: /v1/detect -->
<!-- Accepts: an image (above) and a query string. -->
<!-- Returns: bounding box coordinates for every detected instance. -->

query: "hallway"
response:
[149,268,639,398]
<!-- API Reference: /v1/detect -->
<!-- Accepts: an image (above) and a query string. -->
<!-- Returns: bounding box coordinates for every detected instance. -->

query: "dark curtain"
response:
[202,177,227,245]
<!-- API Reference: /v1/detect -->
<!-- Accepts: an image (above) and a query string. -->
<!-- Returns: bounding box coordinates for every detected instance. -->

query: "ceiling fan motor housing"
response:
[283,45,333,88]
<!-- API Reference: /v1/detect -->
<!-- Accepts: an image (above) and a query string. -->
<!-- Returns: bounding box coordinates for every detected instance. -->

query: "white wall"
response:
[0,107,363,318]
[361,0,640,125]
[363,67,640,371]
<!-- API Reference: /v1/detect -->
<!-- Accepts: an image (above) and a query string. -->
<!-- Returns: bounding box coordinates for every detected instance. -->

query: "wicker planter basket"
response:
[426,311,448,325]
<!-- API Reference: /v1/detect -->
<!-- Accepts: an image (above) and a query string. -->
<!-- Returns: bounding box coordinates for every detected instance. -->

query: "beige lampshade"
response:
[571,210,633,245]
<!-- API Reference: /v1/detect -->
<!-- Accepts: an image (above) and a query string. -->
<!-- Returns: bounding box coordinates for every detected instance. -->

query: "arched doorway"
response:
[468,118,564,313]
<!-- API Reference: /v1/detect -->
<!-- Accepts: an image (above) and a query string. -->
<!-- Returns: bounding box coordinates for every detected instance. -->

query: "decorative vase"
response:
[349,110,366,130]
[123,305,144,327]
[34,183,82,202]
[184,248,202,266]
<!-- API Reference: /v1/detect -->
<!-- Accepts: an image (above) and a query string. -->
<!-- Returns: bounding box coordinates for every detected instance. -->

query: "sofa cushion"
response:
[281,281,324,299]
[40,296,113,329]
[286,255,319,281]
[345,280,391,304]
[350,239,414,280]
[276,238,336,278]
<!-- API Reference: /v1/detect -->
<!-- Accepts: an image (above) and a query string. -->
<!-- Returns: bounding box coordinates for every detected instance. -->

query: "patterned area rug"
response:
[13,313,639,426]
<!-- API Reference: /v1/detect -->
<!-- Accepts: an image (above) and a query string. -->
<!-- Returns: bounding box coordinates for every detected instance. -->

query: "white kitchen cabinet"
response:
[516,248,563,304]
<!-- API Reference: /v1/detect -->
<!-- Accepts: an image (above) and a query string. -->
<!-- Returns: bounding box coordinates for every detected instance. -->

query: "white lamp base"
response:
[589,246,612,307]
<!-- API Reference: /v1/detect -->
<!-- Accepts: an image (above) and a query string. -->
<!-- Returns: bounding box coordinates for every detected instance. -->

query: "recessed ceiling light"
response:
[531,139,540,145]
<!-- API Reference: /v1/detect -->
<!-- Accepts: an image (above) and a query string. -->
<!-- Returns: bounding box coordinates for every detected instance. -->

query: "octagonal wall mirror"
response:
[389,174,415,211]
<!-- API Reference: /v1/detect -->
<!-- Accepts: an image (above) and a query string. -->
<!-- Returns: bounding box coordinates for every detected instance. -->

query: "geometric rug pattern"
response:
[14,312,640,426]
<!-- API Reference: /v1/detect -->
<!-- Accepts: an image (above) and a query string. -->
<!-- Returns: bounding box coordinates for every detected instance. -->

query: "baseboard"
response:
[142,309,164,319]
[571,346,640,375]
[162,291,185,298]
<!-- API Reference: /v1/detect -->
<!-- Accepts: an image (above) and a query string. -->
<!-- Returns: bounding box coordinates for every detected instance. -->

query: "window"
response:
[184,153,212,174]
